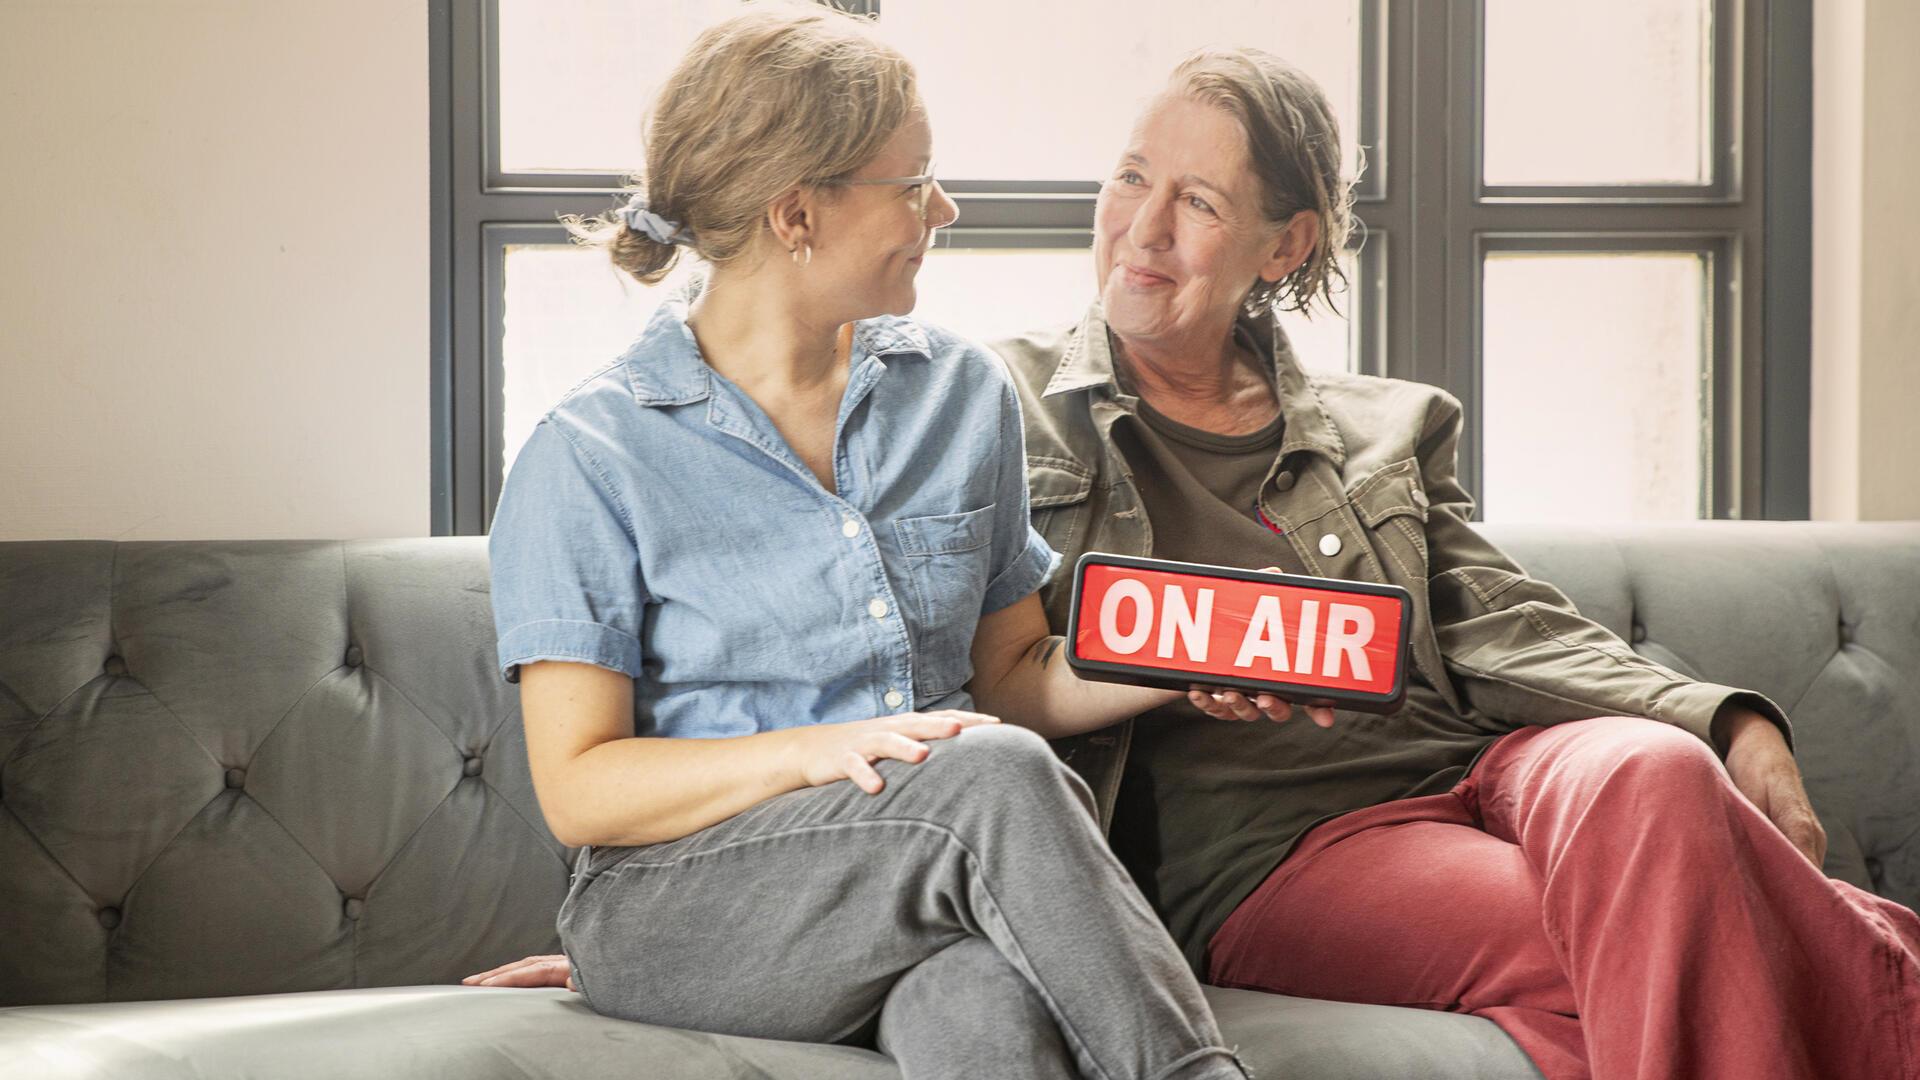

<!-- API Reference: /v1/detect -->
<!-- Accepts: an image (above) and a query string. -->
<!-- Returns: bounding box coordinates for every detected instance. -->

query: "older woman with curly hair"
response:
[989,46,1920,1080]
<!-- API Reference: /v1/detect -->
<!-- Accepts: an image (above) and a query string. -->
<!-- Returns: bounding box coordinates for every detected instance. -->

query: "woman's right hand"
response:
[794,709,1000,795]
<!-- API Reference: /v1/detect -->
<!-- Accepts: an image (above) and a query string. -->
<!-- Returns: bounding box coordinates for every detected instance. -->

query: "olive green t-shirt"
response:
[1108,378,1503,979]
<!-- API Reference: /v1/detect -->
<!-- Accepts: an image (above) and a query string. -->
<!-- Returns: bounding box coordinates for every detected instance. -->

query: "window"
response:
[432,0,1809,533]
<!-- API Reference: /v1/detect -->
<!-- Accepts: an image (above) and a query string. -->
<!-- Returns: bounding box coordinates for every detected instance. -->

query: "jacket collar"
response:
[623,274,932,408]
[1040,299,1347,470]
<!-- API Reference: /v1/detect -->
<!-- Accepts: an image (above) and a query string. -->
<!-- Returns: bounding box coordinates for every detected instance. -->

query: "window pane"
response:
[497,0,739,175]
[500,1,1365,181]
[1480,252,1708,522]
[877,1,1362,182]
[911,247,1357,374]
[1483,0,1711,186]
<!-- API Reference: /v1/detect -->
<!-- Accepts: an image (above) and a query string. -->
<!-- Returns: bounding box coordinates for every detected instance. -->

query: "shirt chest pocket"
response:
[1343,456,1432,586]
[893,504,997,700]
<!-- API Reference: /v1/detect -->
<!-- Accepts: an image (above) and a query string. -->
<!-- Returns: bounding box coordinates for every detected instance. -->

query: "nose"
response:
[926,180,959,230]
[1126,187,1173,252]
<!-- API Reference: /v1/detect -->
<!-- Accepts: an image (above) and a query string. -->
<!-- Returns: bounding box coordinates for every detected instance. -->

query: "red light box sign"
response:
[1065,554,1412,712]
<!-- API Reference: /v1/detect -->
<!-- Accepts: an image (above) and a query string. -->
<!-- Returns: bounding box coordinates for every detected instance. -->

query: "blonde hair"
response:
[560,0,918,284]
[1168,47,1359,317]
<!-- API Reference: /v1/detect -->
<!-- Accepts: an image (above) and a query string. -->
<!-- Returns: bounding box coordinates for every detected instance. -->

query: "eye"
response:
[1115,169,1144,185]
[1184,193,1216,214]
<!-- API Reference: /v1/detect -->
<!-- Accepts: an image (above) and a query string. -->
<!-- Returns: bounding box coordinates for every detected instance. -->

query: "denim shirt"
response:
[487,295,1060,739]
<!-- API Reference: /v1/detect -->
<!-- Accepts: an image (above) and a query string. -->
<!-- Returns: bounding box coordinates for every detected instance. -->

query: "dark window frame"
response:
[430,0,1810,535]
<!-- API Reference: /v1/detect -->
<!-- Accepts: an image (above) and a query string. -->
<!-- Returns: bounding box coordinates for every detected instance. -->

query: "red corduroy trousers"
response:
[1207,716,1920,1080]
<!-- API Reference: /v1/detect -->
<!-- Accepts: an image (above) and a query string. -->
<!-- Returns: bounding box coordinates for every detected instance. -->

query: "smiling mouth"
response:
[1120,263,1174,286]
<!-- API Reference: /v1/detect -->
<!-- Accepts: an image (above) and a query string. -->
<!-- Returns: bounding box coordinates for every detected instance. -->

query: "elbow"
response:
[544,804,591,849]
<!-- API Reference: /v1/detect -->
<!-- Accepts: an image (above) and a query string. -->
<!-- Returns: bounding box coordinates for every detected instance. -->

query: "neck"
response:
[1113,317,1263,408]
[686,259,850,392]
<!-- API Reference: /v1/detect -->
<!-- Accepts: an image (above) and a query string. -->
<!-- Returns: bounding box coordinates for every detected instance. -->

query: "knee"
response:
[1580,717,1727,796]
[917,723,1079,801]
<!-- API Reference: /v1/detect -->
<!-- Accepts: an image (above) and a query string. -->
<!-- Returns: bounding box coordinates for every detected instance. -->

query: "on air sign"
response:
[1065,554,1411,713]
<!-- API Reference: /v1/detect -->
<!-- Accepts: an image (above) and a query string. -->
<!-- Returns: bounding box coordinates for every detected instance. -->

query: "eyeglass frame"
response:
[817,163,941,218]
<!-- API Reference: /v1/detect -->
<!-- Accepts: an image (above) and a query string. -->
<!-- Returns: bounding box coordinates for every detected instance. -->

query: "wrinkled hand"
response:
[1185,564,1339,727]
[1185,687,1337,727]
[1722,707,1826,868]
[796,709,1001,795]
[462,954,575,992]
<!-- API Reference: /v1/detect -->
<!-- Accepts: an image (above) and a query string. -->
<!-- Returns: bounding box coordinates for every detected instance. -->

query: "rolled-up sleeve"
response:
[488,419,647,684]
[980,363,1061,615]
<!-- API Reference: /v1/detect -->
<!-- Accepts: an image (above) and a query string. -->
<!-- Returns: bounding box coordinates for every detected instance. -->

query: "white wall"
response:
[1813,0,1920,522]
[0,0,428,541]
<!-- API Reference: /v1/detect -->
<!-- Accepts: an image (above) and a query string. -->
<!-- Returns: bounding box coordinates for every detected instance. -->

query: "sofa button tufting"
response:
[1839,622,1854,646]
[344,897,364,920]
[1630,623,1647,643]
[463,756,483,778]
[98,907,120,930]
[103,655,127,677]
[224,768,246,789]
[344,644,364,668]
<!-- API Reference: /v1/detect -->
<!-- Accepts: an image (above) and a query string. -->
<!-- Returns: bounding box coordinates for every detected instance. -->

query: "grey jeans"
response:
[558,723,1252,1080]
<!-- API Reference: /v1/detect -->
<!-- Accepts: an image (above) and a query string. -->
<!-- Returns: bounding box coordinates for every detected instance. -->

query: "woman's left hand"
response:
[1186,687,1337,728]
[1721,708,1827,868]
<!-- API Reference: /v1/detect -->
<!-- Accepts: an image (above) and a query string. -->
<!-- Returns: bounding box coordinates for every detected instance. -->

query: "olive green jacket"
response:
[989,301,1793,834]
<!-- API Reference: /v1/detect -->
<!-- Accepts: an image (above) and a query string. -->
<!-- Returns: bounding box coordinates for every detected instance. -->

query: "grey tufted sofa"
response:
[1,523,1915,1079]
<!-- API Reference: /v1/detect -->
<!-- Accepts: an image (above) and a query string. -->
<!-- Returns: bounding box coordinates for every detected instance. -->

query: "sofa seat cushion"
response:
[0,983,1540,1079]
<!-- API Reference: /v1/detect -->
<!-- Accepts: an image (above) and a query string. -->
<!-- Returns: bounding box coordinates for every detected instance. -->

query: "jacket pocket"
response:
[894,505,997,700]
[1344,456,1431,580]
[1026,457,1093,564]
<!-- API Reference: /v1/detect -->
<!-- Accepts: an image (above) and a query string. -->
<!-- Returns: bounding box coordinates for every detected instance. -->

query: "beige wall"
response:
[1813,0,1920,521]
[0,1,428,541]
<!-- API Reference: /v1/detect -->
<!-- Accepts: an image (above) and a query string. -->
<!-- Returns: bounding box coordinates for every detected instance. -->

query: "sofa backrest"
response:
[1,523,1915,1006]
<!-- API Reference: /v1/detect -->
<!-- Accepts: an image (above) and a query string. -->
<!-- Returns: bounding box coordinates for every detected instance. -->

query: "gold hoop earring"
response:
[791,243,812,268]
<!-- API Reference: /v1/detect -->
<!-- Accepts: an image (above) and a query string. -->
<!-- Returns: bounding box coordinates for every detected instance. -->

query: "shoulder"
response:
[528,357,644,470]
[985,322,1080,405]
[873,314,1023,398]
[1307,370,1464,446]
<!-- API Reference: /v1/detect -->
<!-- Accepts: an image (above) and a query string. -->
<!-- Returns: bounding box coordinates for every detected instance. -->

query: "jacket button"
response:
[1318,533,1342,557]
[1273,470,1296,492]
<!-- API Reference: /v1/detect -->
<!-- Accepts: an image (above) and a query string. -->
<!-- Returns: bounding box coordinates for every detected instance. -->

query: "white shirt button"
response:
[884,689,905,708]
[868,598,889,619]
[1318,533,1343,557]
[841,518,860,538]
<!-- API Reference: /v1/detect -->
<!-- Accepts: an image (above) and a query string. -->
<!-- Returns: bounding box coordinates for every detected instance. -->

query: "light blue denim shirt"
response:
[488,294,1060,738]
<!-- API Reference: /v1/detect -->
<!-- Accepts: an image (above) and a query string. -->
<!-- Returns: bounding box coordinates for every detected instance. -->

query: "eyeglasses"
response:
[820,163,941,219]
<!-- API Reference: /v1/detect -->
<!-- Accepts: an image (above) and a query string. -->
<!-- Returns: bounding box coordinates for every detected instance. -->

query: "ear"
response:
[765,186,815,256]
[1257,209,1321,285]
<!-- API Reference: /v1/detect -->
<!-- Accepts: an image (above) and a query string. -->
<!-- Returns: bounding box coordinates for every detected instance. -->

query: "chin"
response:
[1101,285,1171,339]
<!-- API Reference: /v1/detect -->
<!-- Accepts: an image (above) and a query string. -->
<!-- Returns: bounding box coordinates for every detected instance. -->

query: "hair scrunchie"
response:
[616,193,694,246]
